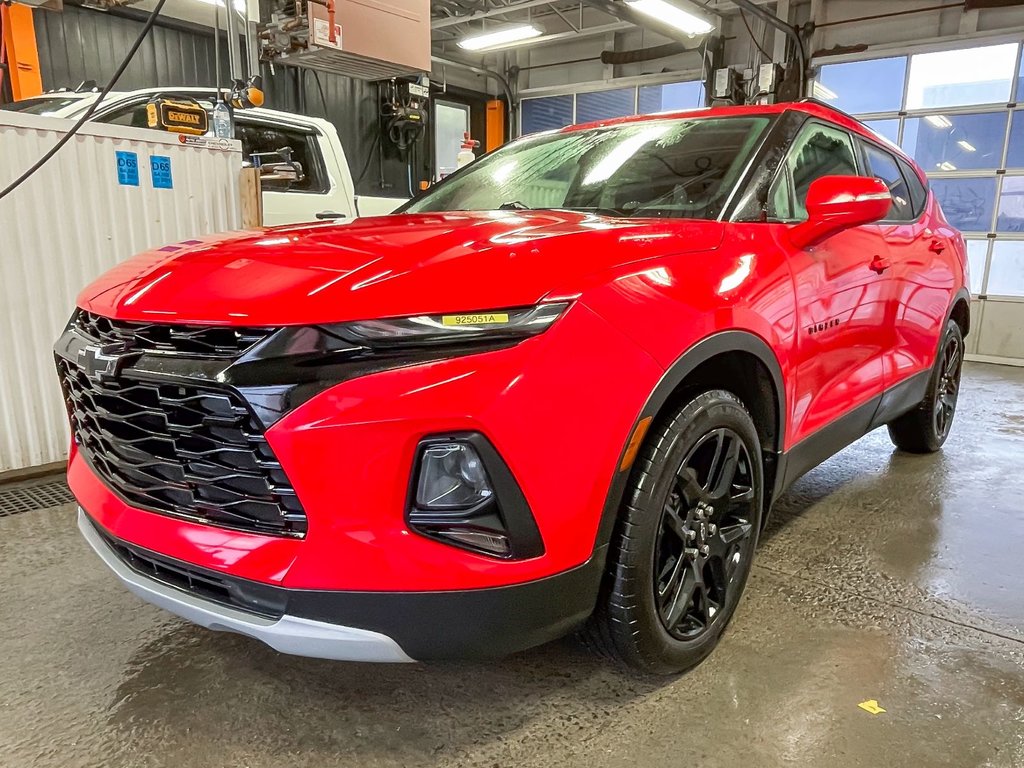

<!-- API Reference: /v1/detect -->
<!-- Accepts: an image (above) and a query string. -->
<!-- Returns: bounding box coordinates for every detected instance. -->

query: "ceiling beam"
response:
[432,0,564,29]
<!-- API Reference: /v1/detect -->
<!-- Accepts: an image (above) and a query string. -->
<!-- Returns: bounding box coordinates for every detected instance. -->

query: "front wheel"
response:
[888,319,964,453]
[584,390,763,674]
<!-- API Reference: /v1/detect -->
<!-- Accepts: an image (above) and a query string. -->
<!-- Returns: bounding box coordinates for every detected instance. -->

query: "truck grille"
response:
[57,356,307,538]
[73,309,273,358]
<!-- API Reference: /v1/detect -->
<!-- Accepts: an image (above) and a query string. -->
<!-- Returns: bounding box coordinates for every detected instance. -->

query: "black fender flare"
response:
[944,287,971,341]
[591,330,787,553]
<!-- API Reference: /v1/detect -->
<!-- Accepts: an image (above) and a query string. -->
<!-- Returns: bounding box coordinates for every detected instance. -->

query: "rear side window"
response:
[769,122,859,221]
[235,121,329,195]
[863,143,915,221]
[898,156,928,215]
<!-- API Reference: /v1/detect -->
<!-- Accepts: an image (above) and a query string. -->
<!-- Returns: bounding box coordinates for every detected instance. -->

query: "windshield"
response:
[407,115,771,220]
[0,96,88,115]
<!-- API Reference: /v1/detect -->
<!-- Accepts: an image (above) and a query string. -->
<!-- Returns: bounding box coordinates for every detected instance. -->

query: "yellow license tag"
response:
[441,313,510,327]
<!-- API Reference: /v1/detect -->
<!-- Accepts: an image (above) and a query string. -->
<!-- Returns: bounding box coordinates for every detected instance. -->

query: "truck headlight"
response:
[322,302,569,348]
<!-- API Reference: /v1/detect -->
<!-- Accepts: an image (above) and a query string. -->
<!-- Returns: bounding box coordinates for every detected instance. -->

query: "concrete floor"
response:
[1,362,1023,768]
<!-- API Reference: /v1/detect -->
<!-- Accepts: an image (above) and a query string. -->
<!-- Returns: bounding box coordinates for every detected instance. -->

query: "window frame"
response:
[233,115,332,196]
[764,118,865,225]
[856,137,923,224]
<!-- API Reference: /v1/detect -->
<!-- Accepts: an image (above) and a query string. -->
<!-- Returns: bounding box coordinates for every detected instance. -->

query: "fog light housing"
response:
[408,433,543,560]
[416,442,493,510]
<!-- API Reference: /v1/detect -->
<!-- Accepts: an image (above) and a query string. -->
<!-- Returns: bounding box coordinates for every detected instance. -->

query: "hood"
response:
[79,211,724,326]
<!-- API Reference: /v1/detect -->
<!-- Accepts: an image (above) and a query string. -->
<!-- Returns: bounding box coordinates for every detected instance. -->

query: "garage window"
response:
[520,80,703,135]
[813,40,1024,298]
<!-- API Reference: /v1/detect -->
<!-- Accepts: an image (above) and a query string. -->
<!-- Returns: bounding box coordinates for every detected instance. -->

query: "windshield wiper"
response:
[498,200,532,210]
[556,206,630,217]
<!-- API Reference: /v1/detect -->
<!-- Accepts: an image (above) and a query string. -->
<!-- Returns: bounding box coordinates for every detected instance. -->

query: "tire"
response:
[888,319,964,454]
[584,390,764,675]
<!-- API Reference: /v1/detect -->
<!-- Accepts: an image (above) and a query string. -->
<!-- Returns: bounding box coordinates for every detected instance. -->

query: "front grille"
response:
[93,521,286,619]
[73,309,273,358]
[57,357,307,537]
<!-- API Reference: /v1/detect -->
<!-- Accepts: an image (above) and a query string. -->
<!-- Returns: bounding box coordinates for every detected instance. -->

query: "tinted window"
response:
[407,116,770,220]
[898,157,928,215]
[236,121,328,194]
[770,122,859,221]
[863,143,913,220]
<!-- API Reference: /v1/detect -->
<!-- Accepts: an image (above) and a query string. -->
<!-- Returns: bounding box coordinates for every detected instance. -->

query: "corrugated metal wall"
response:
[0,112,243,473]
[31,4,428,196]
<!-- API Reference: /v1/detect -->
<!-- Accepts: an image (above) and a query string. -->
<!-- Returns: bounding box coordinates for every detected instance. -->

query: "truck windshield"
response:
[407,115,770,220]
[0,96,88,115]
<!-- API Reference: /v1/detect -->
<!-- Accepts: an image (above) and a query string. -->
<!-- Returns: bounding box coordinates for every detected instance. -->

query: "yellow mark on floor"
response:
[858,700,886,715]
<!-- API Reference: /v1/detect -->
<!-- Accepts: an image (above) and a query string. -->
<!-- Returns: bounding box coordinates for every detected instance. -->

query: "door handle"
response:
[869,255,891,274]
[929,239,946,254]
[315,210,346,220]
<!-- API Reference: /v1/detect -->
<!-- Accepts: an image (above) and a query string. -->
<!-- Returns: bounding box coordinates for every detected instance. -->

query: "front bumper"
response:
[80,509,606,661]
[79,509,412,662]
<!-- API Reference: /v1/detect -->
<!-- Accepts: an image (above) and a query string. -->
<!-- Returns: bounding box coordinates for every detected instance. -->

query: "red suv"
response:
[57,100,969,673]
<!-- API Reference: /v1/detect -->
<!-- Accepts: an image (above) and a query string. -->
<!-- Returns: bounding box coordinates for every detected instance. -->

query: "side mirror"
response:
[788,175,892,250]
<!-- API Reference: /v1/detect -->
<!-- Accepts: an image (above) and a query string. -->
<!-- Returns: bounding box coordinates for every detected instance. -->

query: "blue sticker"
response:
[115,151,139,186]
[150,155,173,189]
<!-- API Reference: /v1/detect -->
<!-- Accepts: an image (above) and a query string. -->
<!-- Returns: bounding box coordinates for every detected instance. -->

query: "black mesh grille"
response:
[73,309,273,358]
[57,357,307,537]
[93,522,286,619]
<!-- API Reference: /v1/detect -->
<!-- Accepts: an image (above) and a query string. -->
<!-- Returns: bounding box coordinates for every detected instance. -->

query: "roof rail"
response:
[795,97,866,125]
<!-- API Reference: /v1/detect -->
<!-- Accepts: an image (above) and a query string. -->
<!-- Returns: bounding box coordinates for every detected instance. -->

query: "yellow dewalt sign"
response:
[441,313,510,327]
[146,98,209,136]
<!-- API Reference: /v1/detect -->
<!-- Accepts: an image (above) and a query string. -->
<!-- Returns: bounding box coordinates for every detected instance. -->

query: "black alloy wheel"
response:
[654,428,756,641]
[933,332,963,441]
[888,319,964,453]
[583,389,764,674]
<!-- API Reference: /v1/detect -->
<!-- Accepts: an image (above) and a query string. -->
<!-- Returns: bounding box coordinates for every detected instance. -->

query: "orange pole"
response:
[485,99,505,152]
[1,3,43,101]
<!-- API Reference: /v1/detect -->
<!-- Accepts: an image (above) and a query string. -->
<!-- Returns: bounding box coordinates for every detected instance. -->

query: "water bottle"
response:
[212,101,232,139]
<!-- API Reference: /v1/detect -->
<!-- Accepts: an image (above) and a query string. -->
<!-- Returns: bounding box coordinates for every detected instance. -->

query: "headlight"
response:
[322,302,569,348]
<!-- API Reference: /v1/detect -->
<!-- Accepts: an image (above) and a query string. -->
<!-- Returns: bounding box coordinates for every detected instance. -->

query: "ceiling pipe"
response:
[729,0,806,93]
[600,39,703,65]
[584,0,717,45]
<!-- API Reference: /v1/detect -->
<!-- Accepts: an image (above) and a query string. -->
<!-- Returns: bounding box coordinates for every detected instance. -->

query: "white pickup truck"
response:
[2,87,406,225]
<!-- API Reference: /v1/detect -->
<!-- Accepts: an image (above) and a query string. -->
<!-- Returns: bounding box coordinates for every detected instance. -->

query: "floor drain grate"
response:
[0,478,75,517]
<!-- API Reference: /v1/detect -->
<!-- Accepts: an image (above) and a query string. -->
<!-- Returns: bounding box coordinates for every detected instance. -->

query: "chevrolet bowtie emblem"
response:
[78,342,134,382]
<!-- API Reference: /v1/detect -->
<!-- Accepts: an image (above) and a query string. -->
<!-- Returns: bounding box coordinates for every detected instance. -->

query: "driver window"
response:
[770,123,859,222]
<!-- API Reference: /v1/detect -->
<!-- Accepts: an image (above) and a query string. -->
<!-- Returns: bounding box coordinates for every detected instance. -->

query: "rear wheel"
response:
[585,390,763,674]
[888,319,964,453]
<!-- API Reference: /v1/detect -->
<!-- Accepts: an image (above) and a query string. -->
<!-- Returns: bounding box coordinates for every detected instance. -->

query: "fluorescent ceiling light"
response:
[811,81,837,101]
[195,0,247,13]
[925,114,952,128]
[458,24,542,51]
[957,140,976,152]
[938,161,957,171]
[624,0,714,36]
